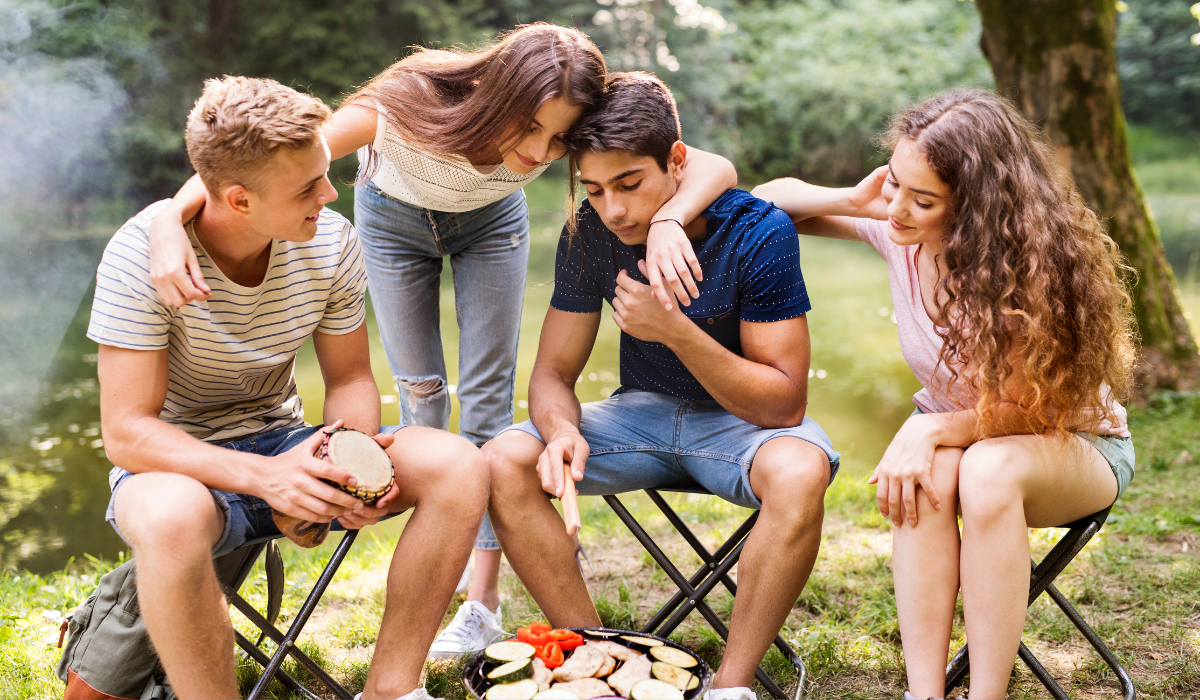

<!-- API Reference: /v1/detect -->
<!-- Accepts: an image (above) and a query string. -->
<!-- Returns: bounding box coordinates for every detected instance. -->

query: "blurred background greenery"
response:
[0,0,1197,574]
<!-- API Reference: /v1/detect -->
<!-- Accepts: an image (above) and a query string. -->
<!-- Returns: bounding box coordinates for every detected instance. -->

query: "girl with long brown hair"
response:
[753,88,1136,699]
[144,23,736,659]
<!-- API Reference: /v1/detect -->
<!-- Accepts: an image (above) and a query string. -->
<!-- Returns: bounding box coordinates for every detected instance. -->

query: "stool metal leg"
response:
[605,494,807,699]
[234,629,324,700]
[221,530,358,700]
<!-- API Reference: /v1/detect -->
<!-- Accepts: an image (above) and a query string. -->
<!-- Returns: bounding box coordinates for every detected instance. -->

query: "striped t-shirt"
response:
[87,200,367,443]
[551,189,810,400]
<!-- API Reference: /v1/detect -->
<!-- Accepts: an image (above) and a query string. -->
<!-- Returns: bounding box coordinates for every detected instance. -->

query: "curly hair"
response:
[882,88,1137,436]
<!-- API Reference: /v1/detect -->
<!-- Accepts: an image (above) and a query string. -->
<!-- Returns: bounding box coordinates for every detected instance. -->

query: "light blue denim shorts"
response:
[501,388,840,509]
[105,424,405,558]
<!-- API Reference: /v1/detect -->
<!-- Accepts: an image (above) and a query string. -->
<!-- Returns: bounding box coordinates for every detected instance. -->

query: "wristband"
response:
[649,218,685,231]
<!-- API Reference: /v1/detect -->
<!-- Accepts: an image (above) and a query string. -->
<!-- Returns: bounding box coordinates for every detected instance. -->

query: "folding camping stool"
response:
[944,506,1135,700]
[214,529,360,700]
[604,488,808,700]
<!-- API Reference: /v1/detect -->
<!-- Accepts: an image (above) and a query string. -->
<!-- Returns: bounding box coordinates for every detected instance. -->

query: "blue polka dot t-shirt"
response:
[551,188,810,400]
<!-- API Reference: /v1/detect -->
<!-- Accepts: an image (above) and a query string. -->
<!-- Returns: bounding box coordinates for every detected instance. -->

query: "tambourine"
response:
[273,427,396,548]
[319,427,395,504]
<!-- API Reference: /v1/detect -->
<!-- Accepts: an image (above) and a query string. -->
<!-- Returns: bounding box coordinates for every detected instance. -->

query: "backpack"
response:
[57,542,285,700]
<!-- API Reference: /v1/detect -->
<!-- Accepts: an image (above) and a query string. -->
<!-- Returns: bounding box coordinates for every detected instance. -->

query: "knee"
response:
[482,434,539,496]
[117,476,219,556]
[755,440,829,522]
[958,440,1024,523]
[930,447,963,503]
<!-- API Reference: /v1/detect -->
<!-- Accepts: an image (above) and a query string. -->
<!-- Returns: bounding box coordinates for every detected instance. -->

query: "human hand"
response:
[644,219,702,310]
[847,165,890,221]
[867,413,943,526]
[149,207,211,307]
[537,431,590,498]
[613,266,688,344]
[255,420,365,522]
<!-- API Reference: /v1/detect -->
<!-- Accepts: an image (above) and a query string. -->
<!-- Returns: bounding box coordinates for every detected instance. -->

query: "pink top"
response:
[855,218,1129,437]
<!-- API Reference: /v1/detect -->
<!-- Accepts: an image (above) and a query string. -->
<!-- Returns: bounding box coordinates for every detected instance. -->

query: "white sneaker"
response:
[704,688,756,700]
[354,689,444,700]
[428,600,505,658]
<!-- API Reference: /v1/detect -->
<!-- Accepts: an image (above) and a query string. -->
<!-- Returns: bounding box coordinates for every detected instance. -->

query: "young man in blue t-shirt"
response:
[483,72,839,700]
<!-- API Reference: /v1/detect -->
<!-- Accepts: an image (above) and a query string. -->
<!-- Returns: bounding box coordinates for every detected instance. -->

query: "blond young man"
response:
[91,77,487,700]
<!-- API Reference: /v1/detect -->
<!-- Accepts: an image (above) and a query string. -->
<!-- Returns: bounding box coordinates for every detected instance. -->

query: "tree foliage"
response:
[1118,0,1200,133]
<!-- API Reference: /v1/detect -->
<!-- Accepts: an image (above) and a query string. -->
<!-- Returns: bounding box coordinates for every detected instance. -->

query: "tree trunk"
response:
[975,0,1199,393]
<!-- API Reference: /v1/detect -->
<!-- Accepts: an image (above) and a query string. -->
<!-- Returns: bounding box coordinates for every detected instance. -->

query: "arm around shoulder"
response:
[148,175,211,307]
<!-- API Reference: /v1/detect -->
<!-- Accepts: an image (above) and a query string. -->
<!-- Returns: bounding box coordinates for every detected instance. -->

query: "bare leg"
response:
[468,549,503,612]
[958,435,1117,699]
[892,447,963,698]
[362,427,491,699]
[715,438,830,688]
[113,473,232,700]
[483,432,602,627]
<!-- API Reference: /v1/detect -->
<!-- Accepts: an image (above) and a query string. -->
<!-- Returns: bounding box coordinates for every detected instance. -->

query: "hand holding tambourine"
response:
[272,424,397,547]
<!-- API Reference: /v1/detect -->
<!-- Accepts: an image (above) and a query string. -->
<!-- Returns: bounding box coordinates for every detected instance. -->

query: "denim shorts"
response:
[909,407,1135,502]
[501,388,840,509]
[105,423,404,558]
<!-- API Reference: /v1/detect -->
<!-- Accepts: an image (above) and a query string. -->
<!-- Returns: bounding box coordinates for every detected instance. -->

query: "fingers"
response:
[875,478,889,516]
[672,251,700,299]
[373,432,396,449]
[888,475,902,526]
[683,247,703,284]
[305,456,359,489]
[648,257,690,309]
[375,484,400,509]
[643,257,671,310]
[901,477,917,527]
[567,439,589,481]
[538,446,565,496]
[916,470,941,511]
[186,248,212,297]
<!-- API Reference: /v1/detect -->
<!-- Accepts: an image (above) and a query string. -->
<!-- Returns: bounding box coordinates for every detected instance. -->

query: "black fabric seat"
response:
[944,506,1135,699]
[604,488,808,700]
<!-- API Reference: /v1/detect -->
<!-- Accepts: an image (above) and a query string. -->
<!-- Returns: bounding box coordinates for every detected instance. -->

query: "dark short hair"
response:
[564,71,682,171]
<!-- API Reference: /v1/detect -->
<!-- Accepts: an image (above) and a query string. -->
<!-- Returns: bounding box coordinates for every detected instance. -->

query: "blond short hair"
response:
[185,76,332,194]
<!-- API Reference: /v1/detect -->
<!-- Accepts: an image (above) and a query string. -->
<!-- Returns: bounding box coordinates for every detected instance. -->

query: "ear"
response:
[222,184,252,215]
[668,141,687,182]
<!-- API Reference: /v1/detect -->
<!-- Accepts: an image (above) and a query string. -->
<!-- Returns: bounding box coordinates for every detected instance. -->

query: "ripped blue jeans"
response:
[355,181,530,550]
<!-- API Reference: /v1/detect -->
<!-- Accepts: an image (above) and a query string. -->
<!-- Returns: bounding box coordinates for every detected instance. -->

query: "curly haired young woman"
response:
[754,88,1137,700]
[143,23,735,658]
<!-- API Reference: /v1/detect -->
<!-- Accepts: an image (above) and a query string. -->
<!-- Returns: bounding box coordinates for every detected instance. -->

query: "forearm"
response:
[654,149,737,224]
[666,324,806,428]
[529,368,584,443]
[752,178,858,222]
[104,415,262,494]
[925,402,1036,446]
[159,175,207,222]
[323,376,382,435]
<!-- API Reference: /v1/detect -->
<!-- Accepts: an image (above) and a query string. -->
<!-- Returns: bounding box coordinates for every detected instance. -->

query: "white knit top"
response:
[358,106,549,212]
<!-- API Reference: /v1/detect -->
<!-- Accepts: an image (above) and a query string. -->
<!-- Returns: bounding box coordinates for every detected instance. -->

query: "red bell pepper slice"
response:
[550,629,584,651]
[536,641,565,669]
[517,626,552,648]
[529,621,553,633]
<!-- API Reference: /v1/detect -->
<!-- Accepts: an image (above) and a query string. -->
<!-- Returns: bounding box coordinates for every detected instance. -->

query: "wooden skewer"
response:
[562,460,582,536]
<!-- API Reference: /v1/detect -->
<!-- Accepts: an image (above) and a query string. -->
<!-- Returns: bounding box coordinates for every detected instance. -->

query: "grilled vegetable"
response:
[486,641,537,665]
[687,677,698,691]
[648,646,697,669]
[536,642,565,670]
[650,662,693,692]
[488,658,535,684]
[629,679,684,700]
[486,679,540,700]
[620,635,664,647]
[584,630,619,637]
[552,679,612,699]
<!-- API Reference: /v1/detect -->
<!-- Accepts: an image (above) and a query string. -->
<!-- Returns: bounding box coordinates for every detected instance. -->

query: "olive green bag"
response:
[57,543,285,700]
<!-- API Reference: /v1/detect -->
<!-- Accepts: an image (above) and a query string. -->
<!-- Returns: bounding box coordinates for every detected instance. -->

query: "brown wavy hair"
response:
[346,23,605,175]
[883,88,1137,436]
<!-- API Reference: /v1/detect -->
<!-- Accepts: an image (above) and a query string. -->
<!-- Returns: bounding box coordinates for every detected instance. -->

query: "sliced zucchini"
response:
[629,679,684,700]
[486,641,537,665]
[650,662,693,692]
[532,690,582,700]
[686,676,698,691]
[488,658,535,684]
[487,679,540,700]
[648,646,697,669]
[620,635,664,647]
[584,630,619,637]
